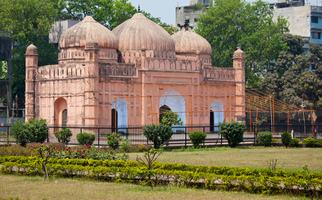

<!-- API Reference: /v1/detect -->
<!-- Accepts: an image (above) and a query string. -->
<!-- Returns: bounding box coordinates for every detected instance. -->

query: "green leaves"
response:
[143,125,173,148]
[219,122,245,147]
[159,110,182,127]
[196,0,287,87]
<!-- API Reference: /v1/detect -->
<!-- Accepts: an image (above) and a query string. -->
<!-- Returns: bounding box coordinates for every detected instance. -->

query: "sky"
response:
[129,0,321,25]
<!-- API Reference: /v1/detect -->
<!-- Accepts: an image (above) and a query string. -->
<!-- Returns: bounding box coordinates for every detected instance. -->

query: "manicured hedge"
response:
[0,156,321,197]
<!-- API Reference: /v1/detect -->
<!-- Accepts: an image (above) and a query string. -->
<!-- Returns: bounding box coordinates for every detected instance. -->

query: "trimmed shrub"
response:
[256,132,272,146]
[1,156,322,197]
[188,131,207,148]
[281,132,292,147]
[289,138,300,147]
[11,121,30,146]
[12,119,48,146]
[219,122,245,147]
[54,128,72,145]
[106,132,121,150]
[76,132,95,145]
[143,125,173,148]
[303,137,322,147]
[27,119,48,143]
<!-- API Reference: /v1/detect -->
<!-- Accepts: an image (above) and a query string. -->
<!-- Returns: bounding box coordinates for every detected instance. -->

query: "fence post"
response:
[97,128,100,148]
[184,127,187,147]
[47,129,49,143]
[220,134,223,145]
[6,126,10,145]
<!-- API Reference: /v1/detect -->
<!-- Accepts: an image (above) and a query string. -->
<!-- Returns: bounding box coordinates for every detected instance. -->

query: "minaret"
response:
[233,47,246,122]
[25,44,38,121]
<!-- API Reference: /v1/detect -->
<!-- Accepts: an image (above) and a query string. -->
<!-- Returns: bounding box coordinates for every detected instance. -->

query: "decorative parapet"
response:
[37,64,86,80]
[99,63,137,78]
[142,58,200,72]
[203,67,235,82]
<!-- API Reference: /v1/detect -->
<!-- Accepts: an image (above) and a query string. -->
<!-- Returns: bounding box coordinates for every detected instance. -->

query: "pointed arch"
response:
[54,97,67,127]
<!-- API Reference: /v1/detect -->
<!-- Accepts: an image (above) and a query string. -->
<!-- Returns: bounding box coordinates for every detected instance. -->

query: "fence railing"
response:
[0,124,321,147]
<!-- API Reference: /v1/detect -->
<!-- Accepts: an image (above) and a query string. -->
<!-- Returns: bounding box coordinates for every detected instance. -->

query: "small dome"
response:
[59,16,118,49]
[112,13,175,52]
[171,29,212,55]
[26,44,38,55]
[233,47,244,59]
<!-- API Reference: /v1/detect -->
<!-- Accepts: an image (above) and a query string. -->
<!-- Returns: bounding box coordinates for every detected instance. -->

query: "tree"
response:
[59,0,137,29]
[0,0,59,107]
[261,35,322,109]
[196,0,288,87]
[159,110,182,127]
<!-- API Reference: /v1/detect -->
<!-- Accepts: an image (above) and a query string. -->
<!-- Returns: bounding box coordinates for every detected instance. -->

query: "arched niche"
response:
[112,98,128,134]
[54,97,67,127]
[159,90,186,126]
[210,101,224,132]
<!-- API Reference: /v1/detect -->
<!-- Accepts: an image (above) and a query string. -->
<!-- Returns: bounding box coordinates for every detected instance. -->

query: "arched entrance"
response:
[159,90,185,133]
[210,102,224,132]
[54,97,67,127]
[111,99,128,134]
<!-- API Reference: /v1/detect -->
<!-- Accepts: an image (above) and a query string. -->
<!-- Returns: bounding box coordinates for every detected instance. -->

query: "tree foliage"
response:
[261,35,322,109]
[196,0,288,87]
[160,110,182,127]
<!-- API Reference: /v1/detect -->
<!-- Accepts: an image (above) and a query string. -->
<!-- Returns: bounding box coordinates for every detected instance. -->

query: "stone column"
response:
[233,47,246,122]
[83,42,99,126]
[25,44,38,121]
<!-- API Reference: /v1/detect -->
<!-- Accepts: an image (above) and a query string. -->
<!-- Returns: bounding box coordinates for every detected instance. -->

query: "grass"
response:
[0,174,309,200]
[129,147,322,170]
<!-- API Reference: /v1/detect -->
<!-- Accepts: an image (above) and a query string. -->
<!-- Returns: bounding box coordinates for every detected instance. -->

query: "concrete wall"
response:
[273,5,311,38]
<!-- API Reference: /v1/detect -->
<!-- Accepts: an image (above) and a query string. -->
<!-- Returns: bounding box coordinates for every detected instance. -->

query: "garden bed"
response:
[0,156,321,198]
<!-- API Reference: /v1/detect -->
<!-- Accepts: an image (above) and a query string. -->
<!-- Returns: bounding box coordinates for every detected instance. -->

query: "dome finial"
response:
[177,19,193,31]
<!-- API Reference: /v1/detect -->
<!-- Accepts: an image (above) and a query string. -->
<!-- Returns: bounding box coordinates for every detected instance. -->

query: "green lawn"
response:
[129,147,322,170]
[0,175,309,200]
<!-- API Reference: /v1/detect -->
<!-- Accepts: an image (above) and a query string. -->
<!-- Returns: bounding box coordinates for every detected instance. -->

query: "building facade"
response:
[25,14,245,135]
[176,0,211,28]
[273,3,322,45]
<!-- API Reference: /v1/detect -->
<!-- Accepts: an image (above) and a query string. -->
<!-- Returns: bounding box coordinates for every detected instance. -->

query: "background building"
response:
[272,0,322,45]
[176,0,213,28]
[176,0,322,45]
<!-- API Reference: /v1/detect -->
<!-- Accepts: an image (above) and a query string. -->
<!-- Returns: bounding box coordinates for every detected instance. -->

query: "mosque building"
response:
[25,13,245,134]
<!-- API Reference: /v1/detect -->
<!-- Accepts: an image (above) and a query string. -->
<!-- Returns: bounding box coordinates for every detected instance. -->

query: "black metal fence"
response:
[1,123,321,147]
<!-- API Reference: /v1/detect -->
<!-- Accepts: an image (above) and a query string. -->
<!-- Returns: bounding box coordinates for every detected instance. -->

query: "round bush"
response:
[143,125,173,148]
[281,132,292,147]
[27,119,48,143]
[54,128,72,145]
[219,122,245,147]
[12,119,48,146]
[256,132,272,147]
[11,121,30,146]
[77,132,95,146]
[107,132,121,150]
[189,131,207,148]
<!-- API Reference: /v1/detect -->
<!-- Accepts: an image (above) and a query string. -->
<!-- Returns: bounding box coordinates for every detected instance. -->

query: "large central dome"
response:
[59,16,118,49]
[112,13,175,52]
